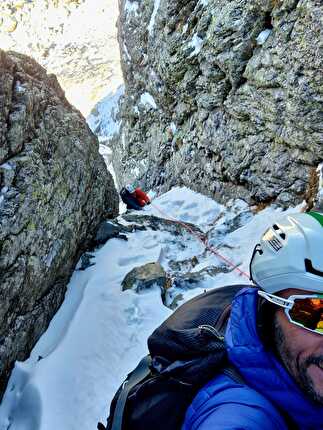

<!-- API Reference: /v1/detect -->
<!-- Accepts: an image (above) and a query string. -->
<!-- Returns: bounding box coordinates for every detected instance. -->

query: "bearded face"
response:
[273,289,323,405]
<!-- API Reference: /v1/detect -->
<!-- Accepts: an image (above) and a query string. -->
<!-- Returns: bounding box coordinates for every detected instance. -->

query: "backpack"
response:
[97,284,248,430]
[119,187,142,211]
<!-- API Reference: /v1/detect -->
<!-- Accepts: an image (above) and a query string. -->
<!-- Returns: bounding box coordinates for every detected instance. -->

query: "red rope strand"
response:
[150,202,250,280]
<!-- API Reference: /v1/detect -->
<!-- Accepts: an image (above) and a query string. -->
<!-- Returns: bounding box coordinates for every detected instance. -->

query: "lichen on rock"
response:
[113,0,323,208]
[0,49,118,397]
[121,262,167,293]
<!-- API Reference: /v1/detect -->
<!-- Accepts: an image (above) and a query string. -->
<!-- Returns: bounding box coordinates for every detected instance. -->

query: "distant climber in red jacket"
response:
[120,184,151,210]
[133,187,150,206]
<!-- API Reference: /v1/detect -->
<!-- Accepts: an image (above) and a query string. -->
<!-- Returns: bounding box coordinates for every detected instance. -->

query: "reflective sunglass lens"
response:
[289,297,323,333]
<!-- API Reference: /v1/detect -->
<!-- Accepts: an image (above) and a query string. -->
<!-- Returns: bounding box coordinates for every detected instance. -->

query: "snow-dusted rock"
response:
[122,262,168,294]
[172,265,231,290]
[0,49,118,397]
[113,0,322,208]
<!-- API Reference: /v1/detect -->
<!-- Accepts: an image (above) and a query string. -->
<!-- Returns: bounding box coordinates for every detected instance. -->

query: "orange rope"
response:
[150,202,250,280]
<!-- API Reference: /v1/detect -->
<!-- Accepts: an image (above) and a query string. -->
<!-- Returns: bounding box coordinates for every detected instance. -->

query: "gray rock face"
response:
[122,262,168,293]
[172,265,232,290]
[0,49,118,395]
[113,0,323,207]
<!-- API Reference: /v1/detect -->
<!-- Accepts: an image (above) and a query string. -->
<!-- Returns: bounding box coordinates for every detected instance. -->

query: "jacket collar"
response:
[226,287,323,429]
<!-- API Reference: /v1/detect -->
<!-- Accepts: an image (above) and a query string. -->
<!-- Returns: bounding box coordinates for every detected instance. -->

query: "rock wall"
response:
[113,0,322,207]
[0,49,118,395]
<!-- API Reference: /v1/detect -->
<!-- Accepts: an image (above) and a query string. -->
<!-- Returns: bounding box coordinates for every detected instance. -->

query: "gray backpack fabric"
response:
[98,284,247,430]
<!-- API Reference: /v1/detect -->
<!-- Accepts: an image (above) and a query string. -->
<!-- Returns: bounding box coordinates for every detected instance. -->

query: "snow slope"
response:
[0,188,300,430]
[87,86,124,145]
[87,86,126,213]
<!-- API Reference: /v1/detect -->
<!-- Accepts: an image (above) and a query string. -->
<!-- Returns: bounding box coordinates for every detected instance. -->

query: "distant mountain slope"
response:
[0,0,123,116]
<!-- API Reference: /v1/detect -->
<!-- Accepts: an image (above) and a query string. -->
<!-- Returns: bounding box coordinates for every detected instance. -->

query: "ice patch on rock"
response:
[0,186,9,207]
[188,34,203,57]
[170,122,177,133]
[125,0,139,16]
[123,43,131,61]
[147,0,161,35]
[140,92,157,109]
[129,165,141,178]
[15,81,25,93]
[256,29,272,46]
[317,164,323,190]
[0,163,13,170]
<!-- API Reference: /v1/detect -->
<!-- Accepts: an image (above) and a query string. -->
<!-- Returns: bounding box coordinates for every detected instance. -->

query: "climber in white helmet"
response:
[183,211,323,429]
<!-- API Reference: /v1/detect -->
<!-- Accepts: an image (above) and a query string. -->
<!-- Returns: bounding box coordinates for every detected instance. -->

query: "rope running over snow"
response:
[150,202,250,280]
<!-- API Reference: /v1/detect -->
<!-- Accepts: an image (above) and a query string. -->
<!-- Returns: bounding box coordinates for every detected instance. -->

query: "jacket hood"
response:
[226,287,323,429]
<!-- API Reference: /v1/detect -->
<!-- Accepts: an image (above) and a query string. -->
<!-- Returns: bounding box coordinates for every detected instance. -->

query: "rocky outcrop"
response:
[122,262,168,293]
[99,207,246,308]
[172,265,232,290]
[113,0,323,207]
[0,49,118,396]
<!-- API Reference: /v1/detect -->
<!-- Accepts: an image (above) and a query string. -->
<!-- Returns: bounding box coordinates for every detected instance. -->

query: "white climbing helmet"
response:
[250,211,323,294]
[125,184,135,193]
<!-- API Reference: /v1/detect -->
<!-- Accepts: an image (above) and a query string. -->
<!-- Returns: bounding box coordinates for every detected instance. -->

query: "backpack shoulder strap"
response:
[222,365,245,384]
[110,355,152,430]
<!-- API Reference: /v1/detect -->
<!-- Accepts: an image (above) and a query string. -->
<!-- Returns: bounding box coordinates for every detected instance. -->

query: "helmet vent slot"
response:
[266,237,282,252]
[263,229,283,252]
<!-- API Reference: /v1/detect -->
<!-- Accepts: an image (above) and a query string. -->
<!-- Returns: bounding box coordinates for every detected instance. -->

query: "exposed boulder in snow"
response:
[107,190,251,307]
[94,221,132,245]
[0,49,118,397]
[121,212,204,237]
[168,255,199,273]
[122,262,168,294]
[113,0,322,208]
[166,264,234,308]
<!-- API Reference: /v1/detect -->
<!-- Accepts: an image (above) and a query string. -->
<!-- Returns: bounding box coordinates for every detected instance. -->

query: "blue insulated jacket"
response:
[182,288,323,430]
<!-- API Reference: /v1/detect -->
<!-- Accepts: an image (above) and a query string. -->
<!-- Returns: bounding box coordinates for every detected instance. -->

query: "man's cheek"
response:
[307,363,323,392]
